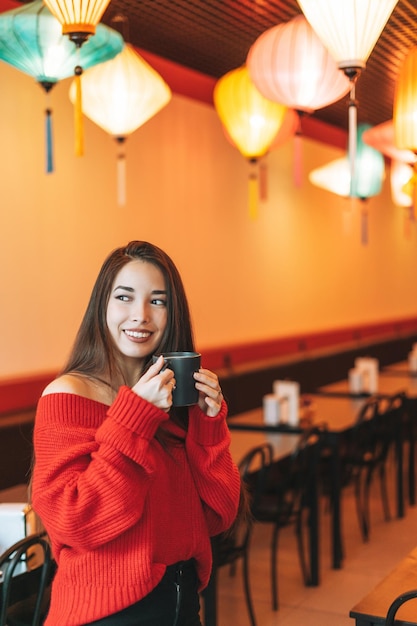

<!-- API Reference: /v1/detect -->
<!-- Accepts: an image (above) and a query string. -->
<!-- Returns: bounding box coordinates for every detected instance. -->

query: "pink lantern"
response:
[247,15,350,186]
[247,15,350,113]
[363,120,417,165]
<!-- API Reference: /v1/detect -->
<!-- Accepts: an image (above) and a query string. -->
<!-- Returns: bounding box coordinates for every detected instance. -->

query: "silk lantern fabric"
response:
[247,15,350,113]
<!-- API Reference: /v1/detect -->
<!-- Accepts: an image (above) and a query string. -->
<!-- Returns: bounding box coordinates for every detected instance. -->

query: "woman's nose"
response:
[131,304,149,323]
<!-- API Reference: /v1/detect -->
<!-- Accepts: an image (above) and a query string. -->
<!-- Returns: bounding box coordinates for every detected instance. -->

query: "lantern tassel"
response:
[348,82,357,197]
[259,159,268,202]
[45,107,53,174]
[116,137,127,207]
[248,159,258,219]
[293,112,303,188]
[74,65,84,157]
[361,202,368,246]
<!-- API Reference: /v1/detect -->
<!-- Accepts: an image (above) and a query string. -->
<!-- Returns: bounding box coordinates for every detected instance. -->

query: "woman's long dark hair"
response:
[62,240,195,394]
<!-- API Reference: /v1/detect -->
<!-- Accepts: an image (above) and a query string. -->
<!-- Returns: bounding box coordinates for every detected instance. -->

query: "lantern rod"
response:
[344,70,361,198]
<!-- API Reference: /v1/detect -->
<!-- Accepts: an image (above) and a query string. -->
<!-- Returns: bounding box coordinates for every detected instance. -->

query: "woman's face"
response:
[106,259,168,365]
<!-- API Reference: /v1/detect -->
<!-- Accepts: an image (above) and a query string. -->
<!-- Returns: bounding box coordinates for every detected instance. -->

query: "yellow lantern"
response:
[43,0,114,156]
[213,66,287,218]
[70,44,171,206]
[43,0,112,44]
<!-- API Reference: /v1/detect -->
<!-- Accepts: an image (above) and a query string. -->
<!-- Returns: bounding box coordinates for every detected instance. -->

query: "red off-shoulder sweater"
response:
[32,386,240,626]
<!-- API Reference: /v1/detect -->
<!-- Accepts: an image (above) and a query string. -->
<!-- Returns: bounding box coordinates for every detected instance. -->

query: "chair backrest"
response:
[385,589,417,626]
[238,442,274,512]
[215,443,274,568]
[0,532,52,626]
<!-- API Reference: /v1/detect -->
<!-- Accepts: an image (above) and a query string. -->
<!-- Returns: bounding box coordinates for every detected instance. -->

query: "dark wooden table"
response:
[350,546,417,625]
[227,393,370,575]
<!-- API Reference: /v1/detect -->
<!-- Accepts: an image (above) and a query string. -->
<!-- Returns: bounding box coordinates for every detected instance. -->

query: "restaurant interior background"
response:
[1,0,417,387]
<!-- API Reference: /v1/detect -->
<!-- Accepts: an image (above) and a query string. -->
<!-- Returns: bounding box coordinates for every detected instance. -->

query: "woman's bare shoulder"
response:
[41,374,93,397]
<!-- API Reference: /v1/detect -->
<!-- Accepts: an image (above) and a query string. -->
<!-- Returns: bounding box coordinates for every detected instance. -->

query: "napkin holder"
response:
[354,357,379,393]
[348,368,363,394]
[0,503,38,576]
[263,394,281,425]
[272,380,300,426]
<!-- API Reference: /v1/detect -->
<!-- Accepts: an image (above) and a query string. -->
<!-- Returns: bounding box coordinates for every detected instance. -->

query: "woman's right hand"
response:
[131,355,176,412]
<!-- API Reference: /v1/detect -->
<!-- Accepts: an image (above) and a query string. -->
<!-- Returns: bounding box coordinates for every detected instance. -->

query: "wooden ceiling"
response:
[99,0,417,133]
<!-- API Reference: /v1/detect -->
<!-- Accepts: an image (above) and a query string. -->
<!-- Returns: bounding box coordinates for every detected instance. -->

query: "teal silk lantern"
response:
[350,123,385,244]
[0,0,123,172]
[350,123,385,199]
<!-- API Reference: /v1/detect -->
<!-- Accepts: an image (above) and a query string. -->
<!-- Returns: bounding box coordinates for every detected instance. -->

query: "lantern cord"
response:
[293,112,303,188]
[116,137,127,207]
[248,159,258,220]
[74,62,84,157]
[348,81,358,197]
[45,107,53,174]
[259,159,268,202]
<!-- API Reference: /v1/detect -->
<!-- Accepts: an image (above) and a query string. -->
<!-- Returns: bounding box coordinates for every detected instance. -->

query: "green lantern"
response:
[0,0,124,172]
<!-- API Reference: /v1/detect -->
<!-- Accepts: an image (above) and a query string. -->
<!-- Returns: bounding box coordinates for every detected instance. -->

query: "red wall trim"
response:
[199,317,417,371]
[2,317,416,414]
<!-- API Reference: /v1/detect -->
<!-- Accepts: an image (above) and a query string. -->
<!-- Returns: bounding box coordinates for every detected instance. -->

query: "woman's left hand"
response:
[193,368,224,417]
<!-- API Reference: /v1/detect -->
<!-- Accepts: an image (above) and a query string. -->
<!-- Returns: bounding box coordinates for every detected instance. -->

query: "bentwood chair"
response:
[0,532,53,626]
[215,442,273,626]
[250,428,321,611]
[385,589,417,626]
[320,394,405,544]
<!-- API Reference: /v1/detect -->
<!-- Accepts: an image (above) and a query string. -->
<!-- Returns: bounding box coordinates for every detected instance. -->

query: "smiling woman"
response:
[30,240,241,626]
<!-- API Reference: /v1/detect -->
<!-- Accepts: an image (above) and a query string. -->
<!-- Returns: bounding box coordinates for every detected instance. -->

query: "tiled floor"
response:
[213,453,417,626]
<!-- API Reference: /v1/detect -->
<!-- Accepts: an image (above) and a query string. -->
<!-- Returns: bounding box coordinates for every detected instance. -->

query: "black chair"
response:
[321,394,405,544]
[385,589,417,626]
[214,442,273,626]
[250,428,322,611]
[0,532,53,626]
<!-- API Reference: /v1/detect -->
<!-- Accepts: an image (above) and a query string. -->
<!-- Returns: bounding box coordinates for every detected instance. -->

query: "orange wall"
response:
[0,59,417,379]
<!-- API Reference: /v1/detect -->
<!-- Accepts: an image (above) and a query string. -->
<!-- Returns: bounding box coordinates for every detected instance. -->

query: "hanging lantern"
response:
[0,0,123,173]
[222,107,298,202]
[393,45,417,215]
[350,122,385,244]
[247,15,350,187]
[363,120,417,165]
[213,65,288,219]
[43,0,112,45]
[43,0,114,156]
[310,123,385,244]
[297,0,399,189]
[390,160,413,207]
[69,43,171,206]
[247,16,350,113]
[309,157,351,197]
[351,124,385,199]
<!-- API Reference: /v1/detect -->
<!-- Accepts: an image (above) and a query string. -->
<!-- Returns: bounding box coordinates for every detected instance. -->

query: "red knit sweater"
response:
[32,386,240,626]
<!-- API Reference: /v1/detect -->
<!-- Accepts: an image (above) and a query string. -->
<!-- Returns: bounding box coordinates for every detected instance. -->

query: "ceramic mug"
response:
[153,351,201,406]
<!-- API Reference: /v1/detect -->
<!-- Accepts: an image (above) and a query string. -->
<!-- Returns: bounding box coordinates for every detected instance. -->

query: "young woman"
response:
[32,241,241,626]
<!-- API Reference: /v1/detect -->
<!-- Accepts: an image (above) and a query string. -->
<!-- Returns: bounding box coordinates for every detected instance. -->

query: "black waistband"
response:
[165,559,195,574]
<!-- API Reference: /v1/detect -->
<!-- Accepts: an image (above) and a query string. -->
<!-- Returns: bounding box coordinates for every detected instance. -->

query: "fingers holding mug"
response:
[194,368,223,417]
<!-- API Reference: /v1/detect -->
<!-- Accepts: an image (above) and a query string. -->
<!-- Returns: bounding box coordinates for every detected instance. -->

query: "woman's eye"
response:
[151,298,167,306]
[116,294,130,302]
